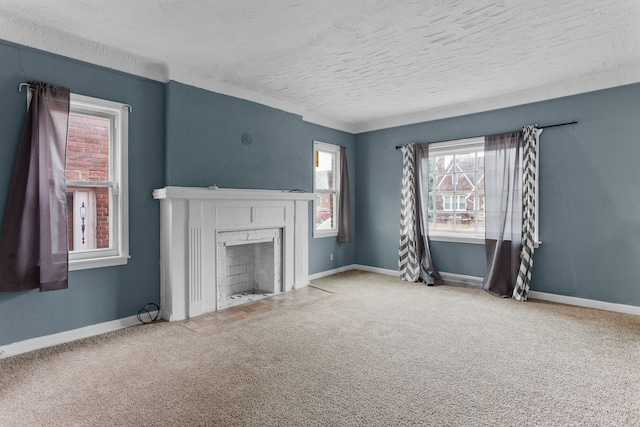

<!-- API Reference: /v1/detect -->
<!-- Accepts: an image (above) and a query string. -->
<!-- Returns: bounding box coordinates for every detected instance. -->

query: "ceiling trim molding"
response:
[0,12,169,83]
[3,11,639,136]
[351,62,640,134]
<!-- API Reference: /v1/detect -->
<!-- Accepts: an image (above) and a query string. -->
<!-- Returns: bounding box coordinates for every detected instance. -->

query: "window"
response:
[313,141,340,238]
[427,137,485,243]
[66,94,129,270]
[443,195,466,211]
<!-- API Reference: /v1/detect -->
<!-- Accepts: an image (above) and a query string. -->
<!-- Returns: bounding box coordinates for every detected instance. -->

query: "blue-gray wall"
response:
[163,81,357,275]
[0,49,356,346]
[356,83,640,307]
[0,41,166,346]
[2,37,639,346]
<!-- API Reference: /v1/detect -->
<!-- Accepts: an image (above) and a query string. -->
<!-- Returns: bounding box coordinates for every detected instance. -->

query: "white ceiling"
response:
[1,0,639,133]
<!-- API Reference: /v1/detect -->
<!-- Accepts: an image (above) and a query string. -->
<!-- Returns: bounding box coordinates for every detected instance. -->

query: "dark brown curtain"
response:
[483,131,523,297]
[337,146,352,243]
[416,144,443,285]
[0,82,70,292]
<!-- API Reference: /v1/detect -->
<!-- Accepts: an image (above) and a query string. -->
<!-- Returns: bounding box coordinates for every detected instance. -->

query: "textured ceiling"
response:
[1,0,639,132]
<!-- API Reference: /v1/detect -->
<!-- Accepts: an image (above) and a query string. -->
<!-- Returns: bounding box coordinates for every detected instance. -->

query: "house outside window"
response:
[66,94,129,270]
[313,141,340,238]
[427,137,485,243]
[443,194,466,211]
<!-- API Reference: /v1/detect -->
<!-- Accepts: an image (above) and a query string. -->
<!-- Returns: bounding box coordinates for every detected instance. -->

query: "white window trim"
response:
[428,137,485,244]
[427,135,540,247]
[313,141,340,239]
[68,93,129,271]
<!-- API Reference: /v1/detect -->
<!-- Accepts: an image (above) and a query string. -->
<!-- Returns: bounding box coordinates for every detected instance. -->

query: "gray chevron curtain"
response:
[513,125,540,300]
[483,125,540,299]
[399,142,442,284]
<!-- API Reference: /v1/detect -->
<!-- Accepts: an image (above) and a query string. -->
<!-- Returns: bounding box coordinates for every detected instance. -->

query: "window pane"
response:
[434,174,453,192]
[476,172,485,191]
[433,211,455,231]
[476,151,485,170]
[428,140,486,236]
[67,112,111,253]
[315,151,336,191]
[455,152,475,172]
[456,213,474,230]
[438,194,453,211]
[433,155,453,173]
[67,113,110,182]
[315,193,335,229]
[456,173,475,191]
[475,210,486,231]
[95,187,111,249]
[67,186,111,251]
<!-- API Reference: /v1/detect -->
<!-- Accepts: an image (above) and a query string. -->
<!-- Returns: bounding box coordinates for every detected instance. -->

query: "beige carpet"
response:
[1,270,639,426]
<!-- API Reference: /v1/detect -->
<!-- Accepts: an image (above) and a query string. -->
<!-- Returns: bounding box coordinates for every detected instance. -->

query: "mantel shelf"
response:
[153,186,316,202]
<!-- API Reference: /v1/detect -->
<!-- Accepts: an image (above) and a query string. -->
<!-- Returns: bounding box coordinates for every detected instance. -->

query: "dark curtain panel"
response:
[337,146,353,243]
[483,131,523,297]
[0,82,70,292]
[415,144,443,285]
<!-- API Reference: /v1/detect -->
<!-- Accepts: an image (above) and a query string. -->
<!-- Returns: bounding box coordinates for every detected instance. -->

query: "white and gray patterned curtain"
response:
[399,142,442,284]
[483,125,540,300]
[513,125,541,300]
[399,143,420,281]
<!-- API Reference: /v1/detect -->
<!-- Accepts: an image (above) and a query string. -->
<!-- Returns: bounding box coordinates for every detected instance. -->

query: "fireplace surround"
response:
[152,186,314,321]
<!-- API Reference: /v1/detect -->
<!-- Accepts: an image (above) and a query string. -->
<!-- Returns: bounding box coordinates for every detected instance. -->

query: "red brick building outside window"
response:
[66,113,110,251]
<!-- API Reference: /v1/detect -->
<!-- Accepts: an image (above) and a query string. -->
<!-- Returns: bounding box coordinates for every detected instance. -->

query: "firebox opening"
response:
[219,233,282,309]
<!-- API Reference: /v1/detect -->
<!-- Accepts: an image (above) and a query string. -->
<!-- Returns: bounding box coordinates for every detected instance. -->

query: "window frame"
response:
[67,93,129,270]
[313,141,341,239]
[426,135,540,246]
[428,137,486,245]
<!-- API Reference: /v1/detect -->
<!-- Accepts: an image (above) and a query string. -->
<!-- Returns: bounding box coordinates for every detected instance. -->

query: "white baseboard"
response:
[308,265,358,281]
[312,265,640,316]
[528,291,640,316]
[351,264,399,277]
[436,272,640,316]
[309,264,400,281]
[0,311,158,360]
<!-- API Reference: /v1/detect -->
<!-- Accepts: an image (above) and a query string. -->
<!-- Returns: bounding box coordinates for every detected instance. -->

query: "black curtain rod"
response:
[395,121,577,150]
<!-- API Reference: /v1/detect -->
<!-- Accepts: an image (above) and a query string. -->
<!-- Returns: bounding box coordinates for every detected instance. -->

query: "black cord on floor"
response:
[137,303,160,324]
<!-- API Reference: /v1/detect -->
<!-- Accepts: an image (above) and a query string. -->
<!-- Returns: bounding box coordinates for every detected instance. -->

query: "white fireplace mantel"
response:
[153,186,315,321]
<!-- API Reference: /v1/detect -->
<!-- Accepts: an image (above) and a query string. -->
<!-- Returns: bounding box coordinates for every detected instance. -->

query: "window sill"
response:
[313,230,338,239]
[428,233,485,245]
[428,233,542,248]
[69,255,130,271]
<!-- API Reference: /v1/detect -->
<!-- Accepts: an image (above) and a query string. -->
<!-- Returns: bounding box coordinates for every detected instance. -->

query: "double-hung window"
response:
[66,94,129,270]
[427,135,540,245]
[427,137,485,243]
[313,141,341,238]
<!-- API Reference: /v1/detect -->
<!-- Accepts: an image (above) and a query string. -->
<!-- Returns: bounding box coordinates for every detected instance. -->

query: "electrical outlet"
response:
[330,253,334,261]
